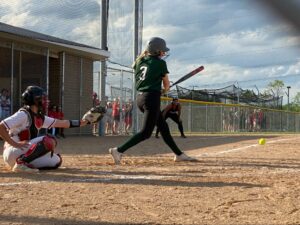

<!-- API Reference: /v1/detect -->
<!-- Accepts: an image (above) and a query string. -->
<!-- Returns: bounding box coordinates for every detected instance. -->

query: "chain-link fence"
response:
[93,67,135,135]
[155,98,300,134]
[93,88,300,136]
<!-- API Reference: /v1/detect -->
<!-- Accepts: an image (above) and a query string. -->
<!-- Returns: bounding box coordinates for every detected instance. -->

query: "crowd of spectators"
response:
[223,107,265,132]
[47,104,65,138]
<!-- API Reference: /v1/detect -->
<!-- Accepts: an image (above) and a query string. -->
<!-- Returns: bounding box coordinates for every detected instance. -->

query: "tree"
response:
[265,80,285,98]
[292,92,300,105]
[282,92,300,112]
[263,80,285,109]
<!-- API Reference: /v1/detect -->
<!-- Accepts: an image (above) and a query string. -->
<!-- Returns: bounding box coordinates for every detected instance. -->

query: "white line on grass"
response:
[196,137,298,157]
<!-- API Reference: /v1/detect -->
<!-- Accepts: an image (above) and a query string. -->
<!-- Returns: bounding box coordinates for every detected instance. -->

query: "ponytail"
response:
[132,50,148,68]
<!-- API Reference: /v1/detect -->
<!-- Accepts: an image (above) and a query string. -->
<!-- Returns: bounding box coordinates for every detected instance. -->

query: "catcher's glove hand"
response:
[82,105,106,124]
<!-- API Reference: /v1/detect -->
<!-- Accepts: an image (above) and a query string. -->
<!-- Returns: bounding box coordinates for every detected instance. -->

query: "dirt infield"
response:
[0,134,299,225]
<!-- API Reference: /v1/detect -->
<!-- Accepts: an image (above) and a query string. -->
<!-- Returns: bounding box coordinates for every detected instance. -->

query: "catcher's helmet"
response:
[146,37,169,55]
[22,86,46,106]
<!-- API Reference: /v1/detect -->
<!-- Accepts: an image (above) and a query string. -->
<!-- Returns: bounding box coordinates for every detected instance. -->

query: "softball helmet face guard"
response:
[146,37,170,56]
[22,86,48,115]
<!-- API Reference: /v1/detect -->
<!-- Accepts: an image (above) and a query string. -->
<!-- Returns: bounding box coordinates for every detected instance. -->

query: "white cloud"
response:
[1,12,34,27]
[0,0,31,9]
[71,19,100,47]
[112,14,132,29]
[1,0,300,99]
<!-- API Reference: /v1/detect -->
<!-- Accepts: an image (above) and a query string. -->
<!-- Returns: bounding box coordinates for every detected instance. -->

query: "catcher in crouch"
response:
[0,85,105,173]
[155,97,186,138]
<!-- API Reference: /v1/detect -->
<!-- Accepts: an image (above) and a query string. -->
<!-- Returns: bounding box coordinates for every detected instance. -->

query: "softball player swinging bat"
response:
[108,37,198,164]
[0,86,105,173]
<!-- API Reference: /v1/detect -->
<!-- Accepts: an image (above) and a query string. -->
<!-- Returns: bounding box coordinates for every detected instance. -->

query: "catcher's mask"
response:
[146,37,169,56]
[22,86,48,115]
[172,97,179,105]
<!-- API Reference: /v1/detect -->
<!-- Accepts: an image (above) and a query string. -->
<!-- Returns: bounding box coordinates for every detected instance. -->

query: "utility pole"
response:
[287,86,291,111]
[100,0,108,102]
[132,0,143,134]
[286,86,291,131]
[98,0,108,136]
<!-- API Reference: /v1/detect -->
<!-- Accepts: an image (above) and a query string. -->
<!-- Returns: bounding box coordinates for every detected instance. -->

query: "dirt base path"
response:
[0,134,299,225]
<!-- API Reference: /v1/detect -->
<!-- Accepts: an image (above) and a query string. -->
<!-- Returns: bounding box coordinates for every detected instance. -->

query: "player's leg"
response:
[169,113,186,137]
[155,110,168,138]
[13,135,57,172]
[109,92,160,164]
[155,126,160,138]
[158,114,197,161]
[117,93,160,152]
[31,153,62,170]
[156,113,182,155]
[2,136,44,169]
[3,146,25,169]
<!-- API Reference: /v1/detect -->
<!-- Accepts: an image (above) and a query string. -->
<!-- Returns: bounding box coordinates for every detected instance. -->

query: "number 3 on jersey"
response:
[139,66,148,81]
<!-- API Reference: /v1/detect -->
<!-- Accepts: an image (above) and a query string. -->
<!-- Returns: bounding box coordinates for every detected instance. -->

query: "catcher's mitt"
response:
[82,105,106,124]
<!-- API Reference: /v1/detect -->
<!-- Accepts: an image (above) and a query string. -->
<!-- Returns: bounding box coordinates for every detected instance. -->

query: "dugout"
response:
[0,22,109,135]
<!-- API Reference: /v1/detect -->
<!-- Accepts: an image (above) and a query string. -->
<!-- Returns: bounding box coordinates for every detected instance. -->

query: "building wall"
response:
[48,57,61,107]
[81,57,94,134]
[0,39,95,135]
[63,53,93,135]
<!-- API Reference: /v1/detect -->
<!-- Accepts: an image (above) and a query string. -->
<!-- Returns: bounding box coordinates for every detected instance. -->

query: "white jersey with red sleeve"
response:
[2,110,56,147]
[2,110,61,169]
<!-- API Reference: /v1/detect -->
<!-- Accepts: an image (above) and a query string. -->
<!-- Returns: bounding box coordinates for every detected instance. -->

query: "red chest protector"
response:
[18,107,45,141]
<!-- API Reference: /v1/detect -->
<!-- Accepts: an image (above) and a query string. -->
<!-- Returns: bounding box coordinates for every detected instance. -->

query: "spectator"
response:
[48,105,57,136]
[57,106,65,138]
[1,88,11,120]
[112,97,120,135]
[124,100,133,135]
[98,96,109,136]
[92,92,100,107]
[92,92,100,135]
[256,109,263,131]
[105,101,113,135]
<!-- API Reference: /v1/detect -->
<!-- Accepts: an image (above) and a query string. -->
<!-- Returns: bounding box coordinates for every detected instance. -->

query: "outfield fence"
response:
[154,98,300,134]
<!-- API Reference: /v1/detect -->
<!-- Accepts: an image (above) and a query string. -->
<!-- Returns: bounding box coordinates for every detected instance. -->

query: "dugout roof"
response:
[0,22,110,60]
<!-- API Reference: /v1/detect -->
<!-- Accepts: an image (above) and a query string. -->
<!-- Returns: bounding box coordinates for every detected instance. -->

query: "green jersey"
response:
[134,56,169,92]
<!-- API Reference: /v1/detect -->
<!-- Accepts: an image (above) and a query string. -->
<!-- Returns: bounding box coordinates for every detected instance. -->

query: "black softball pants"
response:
[156,112,185,136]
[118,91,182,155]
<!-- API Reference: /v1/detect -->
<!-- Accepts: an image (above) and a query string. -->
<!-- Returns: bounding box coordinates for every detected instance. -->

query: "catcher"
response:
[0,85,105,173]
[155,97,186,138]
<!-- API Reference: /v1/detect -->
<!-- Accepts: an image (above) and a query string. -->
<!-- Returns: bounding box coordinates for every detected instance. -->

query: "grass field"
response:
[0,134,299,225]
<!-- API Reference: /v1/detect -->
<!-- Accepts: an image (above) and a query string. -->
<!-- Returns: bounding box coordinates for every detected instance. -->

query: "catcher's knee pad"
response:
[43,134,57,151]
[17,135,57,164]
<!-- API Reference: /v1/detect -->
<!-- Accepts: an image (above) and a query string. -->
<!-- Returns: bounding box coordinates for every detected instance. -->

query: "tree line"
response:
[265,80,300,112]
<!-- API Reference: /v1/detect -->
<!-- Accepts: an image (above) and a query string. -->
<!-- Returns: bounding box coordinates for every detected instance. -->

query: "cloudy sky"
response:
[1,0,300,103]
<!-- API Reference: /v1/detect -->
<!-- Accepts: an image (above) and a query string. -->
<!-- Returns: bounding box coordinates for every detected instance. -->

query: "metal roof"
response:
[0,22,109,60]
